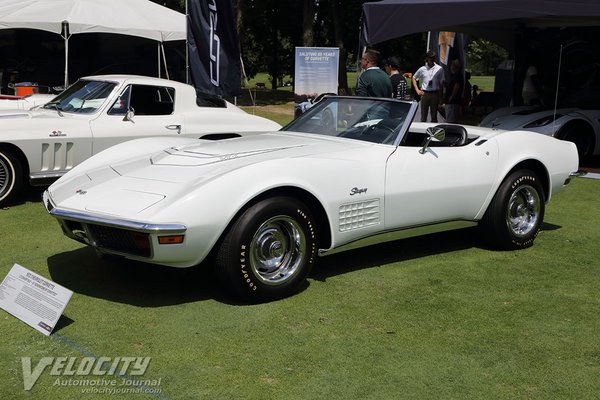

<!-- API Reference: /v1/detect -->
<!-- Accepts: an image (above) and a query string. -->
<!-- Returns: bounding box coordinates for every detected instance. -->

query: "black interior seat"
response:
[431,124,468,147]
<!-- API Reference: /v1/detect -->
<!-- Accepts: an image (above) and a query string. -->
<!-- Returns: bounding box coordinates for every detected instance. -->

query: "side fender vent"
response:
[339,199,380,232]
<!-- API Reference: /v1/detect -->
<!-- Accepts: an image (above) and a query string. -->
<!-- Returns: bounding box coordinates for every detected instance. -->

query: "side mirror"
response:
[122,106,135,122]
[419,126,446,154]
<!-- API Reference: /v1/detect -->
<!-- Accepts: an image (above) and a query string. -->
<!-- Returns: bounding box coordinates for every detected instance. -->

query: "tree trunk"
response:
[303,0,315,47]
[235,0,246,86]
[329,0,348,94]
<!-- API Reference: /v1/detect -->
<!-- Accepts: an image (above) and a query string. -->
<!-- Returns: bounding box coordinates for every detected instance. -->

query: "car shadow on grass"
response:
[47,247,235,306]
[47,223,563,306]
[1,185,45,209]
[311,228,480,281]
[311,222,562,282]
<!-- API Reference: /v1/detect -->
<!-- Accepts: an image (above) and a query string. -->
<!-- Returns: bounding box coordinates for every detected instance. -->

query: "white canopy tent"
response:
[0,0,186,86]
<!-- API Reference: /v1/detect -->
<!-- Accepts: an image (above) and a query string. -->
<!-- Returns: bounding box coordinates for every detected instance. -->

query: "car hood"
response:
[0,94,55,111]
[0,108,69,121]
[142,133,365,172]
[0,109,32,118]
[48,133,368,216]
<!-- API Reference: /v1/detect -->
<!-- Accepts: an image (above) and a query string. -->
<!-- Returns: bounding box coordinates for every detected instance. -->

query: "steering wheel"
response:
[321,108,334,131]
[370,123,395,134]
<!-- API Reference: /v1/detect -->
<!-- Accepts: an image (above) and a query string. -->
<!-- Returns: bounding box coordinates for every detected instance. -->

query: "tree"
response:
[467,38,508,75]
[153,0,424,92]
[302,0,315,47]
[237,0,302,89]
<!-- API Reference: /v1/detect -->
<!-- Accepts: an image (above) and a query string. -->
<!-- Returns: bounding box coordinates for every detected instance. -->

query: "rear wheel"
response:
[558,122,595,162]
[215,196,317,303]
[0,150,23,206]
[480,169,545,249]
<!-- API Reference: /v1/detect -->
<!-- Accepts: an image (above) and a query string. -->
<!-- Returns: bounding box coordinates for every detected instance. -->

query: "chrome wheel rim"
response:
[506,184,541,237]
[249,216,306,285]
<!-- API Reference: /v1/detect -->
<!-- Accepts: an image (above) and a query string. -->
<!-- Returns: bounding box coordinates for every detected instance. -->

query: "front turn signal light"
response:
[158,235,185,245]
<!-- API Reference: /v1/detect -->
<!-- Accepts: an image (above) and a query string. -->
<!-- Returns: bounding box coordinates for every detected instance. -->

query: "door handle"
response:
[165,124,182,134]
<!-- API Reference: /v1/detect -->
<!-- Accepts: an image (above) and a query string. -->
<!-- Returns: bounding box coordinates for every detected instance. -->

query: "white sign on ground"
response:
[0,264,72,336]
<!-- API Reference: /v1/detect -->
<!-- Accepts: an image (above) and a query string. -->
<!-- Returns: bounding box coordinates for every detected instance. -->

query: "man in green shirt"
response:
[355,49,392,98]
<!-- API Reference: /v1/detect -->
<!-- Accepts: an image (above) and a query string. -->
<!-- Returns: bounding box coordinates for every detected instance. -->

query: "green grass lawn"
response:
[1,175,599,399]
[470,75,495,92]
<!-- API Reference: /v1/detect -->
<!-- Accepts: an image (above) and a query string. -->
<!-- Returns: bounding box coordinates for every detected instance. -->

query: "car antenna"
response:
[552,44,563,136]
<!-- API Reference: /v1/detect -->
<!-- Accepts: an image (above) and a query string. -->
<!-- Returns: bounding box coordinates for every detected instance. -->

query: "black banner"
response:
[187,0,242,96]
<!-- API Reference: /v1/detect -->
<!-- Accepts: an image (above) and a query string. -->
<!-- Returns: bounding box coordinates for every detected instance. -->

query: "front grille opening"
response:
[62,220,88,243]
[65,220,84,233]
[86,225,151,257]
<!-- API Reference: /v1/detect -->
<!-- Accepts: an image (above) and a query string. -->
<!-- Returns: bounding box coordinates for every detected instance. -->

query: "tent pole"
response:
[61,21,70,88]
[161,42,170,80]
[552,44,563,135]
[158,42,161,78]
[185,0,189,84]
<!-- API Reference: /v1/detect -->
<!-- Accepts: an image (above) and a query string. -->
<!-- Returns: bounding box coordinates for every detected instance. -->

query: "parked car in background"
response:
[294,92,336,118]
[479,105,600,161]
[0,75,281,205]
[44,96,579,303]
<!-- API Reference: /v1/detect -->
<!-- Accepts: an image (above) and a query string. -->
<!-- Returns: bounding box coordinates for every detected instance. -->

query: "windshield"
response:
[42,79,117,114]
[282,96,416,145]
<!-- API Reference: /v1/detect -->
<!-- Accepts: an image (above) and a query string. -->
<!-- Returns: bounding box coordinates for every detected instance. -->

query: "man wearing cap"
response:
[412,50,444,122]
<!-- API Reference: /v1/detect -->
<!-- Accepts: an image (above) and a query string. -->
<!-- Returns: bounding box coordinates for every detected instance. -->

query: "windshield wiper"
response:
[43,101,64,117]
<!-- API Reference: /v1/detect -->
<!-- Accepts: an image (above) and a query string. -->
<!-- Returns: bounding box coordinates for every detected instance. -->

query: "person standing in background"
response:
[384,57,407,100]
[462,71,472,116]
[443,59,464,123]
[412,51,444,122]
[522,62,542,105]
[355,49,392,98]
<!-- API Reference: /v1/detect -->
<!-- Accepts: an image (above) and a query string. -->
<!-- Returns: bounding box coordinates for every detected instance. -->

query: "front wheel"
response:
[0,150,23,206]
[215,196,317,303]
[480,169,545,249]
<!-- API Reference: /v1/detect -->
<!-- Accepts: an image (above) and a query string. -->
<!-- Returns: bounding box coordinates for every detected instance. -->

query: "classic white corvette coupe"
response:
[44,96,579,302]
[0,75,281,205]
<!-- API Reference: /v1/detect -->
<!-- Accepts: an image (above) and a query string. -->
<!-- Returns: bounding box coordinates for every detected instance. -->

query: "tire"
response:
[0,150,23,206]
[216,196,317,302]
[558,122,595,162]
[480,169,545,250]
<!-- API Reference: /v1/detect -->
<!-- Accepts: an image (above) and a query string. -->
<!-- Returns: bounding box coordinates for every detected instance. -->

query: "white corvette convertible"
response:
[44,96,579,302]
[0,75,281,205]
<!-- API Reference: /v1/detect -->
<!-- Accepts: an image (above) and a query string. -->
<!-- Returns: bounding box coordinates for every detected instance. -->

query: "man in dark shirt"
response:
[355,49,392,98]
[384,57,407,100]
[443,59,464,123]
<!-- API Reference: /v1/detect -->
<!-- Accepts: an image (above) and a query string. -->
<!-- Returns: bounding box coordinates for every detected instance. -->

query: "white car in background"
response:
[44,96,579,303]
[0,75,281,205]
